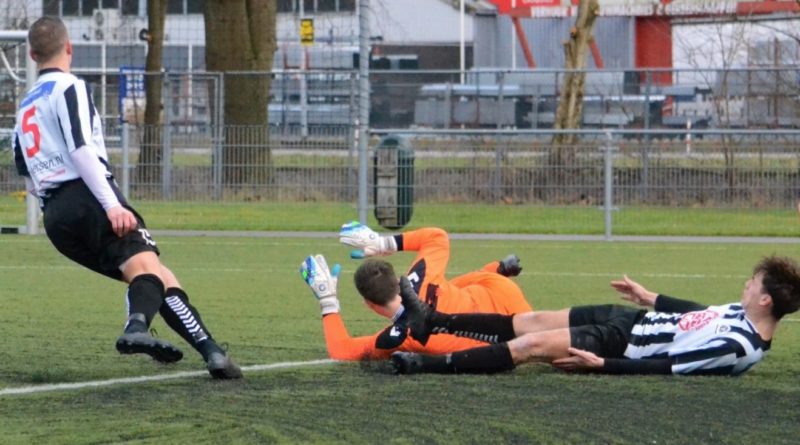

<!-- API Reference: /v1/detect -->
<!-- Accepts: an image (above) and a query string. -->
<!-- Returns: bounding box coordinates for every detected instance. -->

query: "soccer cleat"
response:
[497,254,522,277]
[206,351,243,379]
[390,351,425,375]
[398,276,433,345]
[116,331,184,363]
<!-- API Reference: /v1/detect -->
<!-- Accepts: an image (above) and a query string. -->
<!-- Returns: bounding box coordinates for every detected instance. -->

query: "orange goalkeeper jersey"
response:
[322,227,532,360]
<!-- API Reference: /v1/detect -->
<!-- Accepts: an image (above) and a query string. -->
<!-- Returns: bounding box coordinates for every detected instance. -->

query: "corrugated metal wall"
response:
[474,14,634,69]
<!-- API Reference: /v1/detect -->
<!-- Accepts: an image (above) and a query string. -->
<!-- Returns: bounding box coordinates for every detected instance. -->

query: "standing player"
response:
[391,256,800,376]
[13,16,241,379]
[300,222,533,360]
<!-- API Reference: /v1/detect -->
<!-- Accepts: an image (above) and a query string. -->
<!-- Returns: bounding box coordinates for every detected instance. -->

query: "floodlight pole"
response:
[0,31,38,235]
[459,0,465,84]
[357,0,371,224]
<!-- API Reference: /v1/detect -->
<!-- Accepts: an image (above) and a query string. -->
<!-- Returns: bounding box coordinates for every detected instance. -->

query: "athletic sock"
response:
[123,313,148,334]
[449,343,516,374]
[432,313,516,343]
[416,353,456,373]
[125,274,165,332]
[159,287,220,361]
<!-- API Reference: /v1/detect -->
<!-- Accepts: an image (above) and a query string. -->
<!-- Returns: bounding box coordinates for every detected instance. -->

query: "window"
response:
[81,0,98,15]
[167,0,203,14]
[339,0,355,12]
[186,0,204,14]
[43,0,60,15]
[278,0,353,13]
[317,0,335,12]
[62,0,80,15]
[278,0,295,13]
[121,0,139,15]
[44,0,142,16]
[167,0,183,13]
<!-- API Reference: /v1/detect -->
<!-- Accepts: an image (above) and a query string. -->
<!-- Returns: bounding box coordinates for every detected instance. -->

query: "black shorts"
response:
[568,305,646,359]
[42,178,159,281]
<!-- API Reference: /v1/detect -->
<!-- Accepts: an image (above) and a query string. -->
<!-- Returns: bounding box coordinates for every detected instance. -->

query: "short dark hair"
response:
[754,256,800,320]
[353,259,400,306]
[28,16,68,64]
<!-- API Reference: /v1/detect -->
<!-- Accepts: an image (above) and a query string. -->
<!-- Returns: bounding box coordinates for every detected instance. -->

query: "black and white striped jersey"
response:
[625,302,770,376]
[13,68,110,198]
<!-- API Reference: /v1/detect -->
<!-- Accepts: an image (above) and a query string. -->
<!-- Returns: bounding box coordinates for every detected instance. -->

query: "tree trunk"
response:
[542,0,599,202]
[204,0,277,187]
[137,0,167,192]
[552,0,599,157]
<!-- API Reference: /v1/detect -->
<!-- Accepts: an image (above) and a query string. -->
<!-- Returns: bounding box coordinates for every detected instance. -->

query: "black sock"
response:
[159,287,221,361]
[125,274,165,332]
[432,313,516,343]
[124,314,148,334]
[449,343,515,374]
[416,353,456,374]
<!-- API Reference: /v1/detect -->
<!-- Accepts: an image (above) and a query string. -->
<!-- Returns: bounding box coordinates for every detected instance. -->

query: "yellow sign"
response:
[300,18,314,46]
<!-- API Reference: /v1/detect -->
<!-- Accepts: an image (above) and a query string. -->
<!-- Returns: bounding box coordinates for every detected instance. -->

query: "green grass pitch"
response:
[1,234,798,444]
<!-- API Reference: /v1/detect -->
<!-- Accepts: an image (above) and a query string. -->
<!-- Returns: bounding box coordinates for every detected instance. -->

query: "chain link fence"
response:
[2,67,800,235]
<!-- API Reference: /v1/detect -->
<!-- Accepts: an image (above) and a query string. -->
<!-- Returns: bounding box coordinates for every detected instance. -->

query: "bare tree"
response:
[1,0,29,29]
[204,0,277,187]
[551,0,599,162]
[674,20,755,199]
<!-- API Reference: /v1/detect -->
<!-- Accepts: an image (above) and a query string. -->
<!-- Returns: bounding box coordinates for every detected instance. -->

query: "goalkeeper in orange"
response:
[300,222,533,360]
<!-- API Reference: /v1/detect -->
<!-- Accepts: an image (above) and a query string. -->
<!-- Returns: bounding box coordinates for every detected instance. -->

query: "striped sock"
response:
[159,288,218,359]
[433,313,516,343]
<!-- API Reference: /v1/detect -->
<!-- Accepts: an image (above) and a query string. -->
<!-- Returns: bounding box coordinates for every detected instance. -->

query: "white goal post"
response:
[0,30,38,235]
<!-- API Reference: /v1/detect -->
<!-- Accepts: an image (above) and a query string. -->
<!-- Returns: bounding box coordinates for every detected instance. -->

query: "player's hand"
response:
[551,347,604,371]
[497,254,522,277]
[611,275,658,307]
[339,221,397,259]
[300,254,341,315]
[106,205,138,237]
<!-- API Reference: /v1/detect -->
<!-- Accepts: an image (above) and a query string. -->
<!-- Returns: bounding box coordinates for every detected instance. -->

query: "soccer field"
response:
[1,234,798,444]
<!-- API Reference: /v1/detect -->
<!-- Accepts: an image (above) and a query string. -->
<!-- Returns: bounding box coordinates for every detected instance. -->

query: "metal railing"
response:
[2,67,800,236]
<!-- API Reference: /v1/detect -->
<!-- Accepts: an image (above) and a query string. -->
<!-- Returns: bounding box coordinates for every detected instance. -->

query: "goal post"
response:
[0,30,38,235]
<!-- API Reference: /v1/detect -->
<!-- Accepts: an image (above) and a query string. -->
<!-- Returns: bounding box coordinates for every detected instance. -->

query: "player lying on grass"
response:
[391,255,800,376]
[300,223,532,360]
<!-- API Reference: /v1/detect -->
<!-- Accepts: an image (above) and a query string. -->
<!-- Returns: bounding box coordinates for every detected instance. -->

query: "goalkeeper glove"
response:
[300,254,341,316]
[339,221,397,259]
[497,254,522,277]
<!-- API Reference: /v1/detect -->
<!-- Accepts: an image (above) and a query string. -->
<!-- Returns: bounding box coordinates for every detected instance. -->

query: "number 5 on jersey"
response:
[22,106,40,158]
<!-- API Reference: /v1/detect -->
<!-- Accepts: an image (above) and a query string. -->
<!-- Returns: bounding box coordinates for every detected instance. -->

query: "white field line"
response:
[4,235,800,248]
[0,358,336,397]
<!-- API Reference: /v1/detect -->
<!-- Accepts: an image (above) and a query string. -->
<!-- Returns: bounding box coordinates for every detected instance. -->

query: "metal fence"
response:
[3,66,799,134]
[2,67,800,235]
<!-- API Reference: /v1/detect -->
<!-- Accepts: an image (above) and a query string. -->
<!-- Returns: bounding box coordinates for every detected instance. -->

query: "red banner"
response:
[487,0,562,13]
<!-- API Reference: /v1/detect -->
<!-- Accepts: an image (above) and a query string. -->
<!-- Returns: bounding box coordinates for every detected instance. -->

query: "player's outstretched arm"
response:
[553,348,673,374]
[610,275,658,307]
[339,221,397,259]
[300,254,341,315]
[551,347,604,371]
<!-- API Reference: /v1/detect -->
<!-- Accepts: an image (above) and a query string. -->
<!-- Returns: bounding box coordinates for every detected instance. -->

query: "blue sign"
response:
[119,66,145,123]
